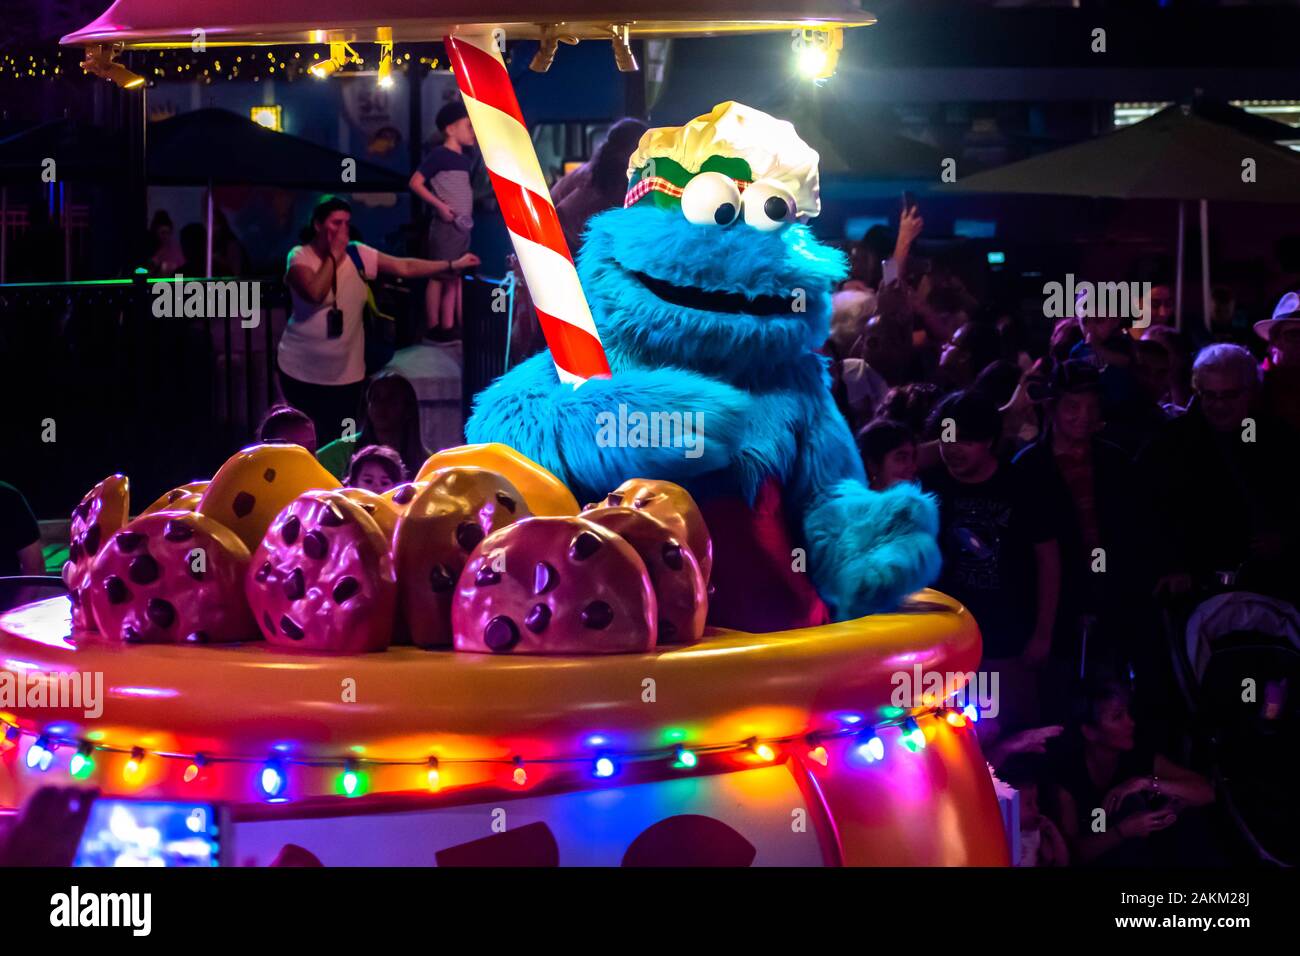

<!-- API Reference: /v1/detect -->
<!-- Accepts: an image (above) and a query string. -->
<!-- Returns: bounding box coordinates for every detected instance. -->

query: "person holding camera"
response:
[280,196,478,444]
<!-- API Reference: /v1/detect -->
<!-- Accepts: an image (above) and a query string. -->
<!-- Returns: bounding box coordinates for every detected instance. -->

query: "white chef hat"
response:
[627,101,822,221]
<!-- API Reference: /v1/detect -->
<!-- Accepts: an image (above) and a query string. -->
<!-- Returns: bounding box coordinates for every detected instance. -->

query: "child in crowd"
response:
[316,371,429,481]
[345,445,405,494]
[856,418,917,491]
[256,404,318,454]
[999,754,1070,867]
[410,100,478,342]
[1072,287,1135,371]
[875,382,943,436]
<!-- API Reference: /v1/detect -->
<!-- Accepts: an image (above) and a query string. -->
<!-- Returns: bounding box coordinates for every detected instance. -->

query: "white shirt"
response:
[279,241,379,386]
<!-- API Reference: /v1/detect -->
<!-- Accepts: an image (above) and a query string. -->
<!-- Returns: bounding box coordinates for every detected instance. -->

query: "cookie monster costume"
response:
[468,102,941,632]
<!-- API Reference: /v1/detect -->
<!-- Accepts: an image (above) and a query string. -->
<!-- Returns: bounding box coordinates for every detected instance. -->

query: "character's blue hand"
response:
[804,479,942,619]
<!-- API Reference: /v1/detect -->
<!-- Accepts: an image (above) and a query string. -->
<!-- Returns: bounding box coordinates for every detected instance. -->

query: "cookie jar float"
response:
[0,1,1008,866]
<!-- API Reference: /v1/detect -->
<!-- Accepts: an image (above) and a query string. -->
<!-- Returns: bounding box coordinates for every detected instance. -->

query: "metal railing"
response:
[0,274,284,517]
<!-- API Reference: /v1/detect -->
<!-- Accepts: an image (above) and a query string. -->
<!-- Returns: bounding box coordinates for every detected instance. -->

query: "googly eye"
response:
[680,171,742,226]
[741,180,797,231]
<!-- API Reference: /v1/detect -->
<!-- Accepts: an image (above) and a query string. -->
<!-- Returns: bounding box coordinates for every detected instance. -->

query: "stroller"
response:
[1166,588,1300,866]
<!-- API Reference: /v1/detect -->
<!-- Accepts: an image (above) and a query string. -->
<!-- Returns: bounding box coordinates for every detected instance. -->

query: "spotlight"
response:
[309,42,358,79]
[610,24,638,73]
[529,26,578,73]
[309,57,341,79]
[377,41,394,88]
[81,45,144,89]
[792,28,843,82]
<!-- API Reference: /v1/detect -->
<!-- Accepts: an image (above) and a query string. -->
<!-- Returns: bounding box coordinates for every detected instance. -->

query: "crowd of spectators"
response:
[828,203,1300,866]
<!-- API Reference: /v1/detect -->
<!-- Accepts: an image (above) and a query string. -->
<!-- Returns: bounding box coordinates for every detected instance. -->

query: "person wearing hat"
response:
[1255,291,1300,432]
[409,99,478,342]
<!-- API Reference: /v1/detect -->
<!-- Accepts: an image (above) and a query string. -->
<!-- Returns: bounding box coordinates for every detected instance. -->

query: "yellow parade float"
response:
[0,0,1009,866]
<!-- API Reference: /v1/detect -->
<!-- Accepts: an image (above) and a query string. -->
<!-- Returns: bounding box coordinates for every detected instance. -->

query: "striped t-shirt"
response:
[417,146,474,227]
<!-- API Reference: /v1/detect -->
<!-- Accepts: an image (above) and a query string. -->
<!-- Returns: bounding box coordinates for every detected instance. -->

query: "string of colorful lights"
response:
[0,46,446,84]
[1,704,980,800]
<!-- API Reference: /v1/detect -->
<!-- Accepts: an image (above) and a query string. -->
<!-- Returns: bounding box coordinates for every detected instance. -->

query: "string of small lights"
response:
[0,46,446,85]
[0,51,69,80]
[1,703,980,800]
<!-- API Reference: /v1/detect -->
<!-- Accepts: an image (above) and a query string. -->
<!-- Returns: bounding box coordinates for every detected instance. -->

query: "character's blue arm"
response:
[789,361,941,618]
[465,351,751,505]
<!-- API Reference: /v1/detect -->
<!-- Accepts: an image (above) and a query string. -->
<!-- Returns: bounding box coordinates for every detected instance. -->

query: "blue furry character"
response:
[468,102,940,631]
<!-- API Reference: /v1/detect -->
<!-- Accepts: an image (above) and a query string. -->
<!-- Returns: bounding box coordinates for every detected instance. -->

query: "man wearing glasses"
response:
[1138,341,1297,601]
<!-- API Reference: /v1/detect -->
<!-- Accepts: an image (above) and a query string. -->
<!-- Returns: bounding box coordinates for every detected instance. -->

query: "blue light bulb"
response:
[259,760,286,799]
[854,728,885,764]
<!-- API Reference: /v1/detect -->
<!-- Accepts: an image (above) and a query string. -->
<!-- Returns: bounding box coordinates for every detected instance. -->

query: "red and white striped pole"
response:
[444,32,612,385]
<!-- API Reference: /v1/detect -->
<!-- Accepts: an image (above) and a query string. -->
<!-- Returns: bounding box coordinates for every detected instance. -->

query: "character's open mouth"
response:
[632,271,796,317]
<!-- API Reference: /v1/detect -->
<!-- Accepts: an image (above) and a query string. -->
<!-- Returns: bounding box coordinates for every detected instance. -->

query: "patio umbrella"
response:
[1179,94,1300,145]
[147,108,410,190]
[939,101,1300,329]
[753,95,943,180]
[147,108,410,274]
[0,119,127,185]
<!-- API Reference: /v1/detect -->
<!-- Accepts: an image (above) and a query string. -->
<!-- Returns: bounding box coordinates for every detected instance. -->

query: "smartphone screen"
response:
[73,799,222,867]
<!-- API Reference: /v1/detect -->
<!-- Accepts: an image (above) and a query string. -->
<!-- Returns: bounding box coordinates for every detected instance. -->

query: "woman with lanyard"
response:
[280,196,479,444]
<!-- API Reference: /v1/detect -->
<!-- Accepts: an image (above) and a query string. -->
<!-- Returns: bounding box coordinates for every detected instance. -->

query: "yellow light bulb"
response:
[121,747,147,783]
